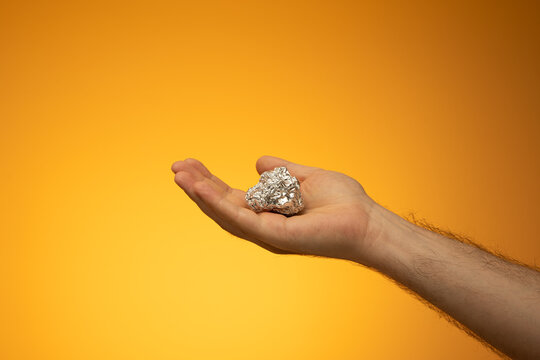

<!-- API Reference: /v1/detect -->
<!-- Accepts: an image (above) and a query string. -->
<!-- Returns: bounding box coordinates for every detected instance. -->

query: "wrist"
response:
[361,203,456,288]
[354,202,424,274]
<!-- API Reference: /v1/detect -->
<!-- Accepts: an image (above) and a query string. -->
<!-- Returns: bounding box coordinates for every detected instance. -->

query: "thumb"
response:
[255,155,318,181]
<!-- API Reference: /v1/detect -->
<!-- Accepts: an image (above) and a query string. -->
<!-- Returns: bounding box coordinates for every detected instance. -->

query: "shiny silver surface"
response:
[245,166,304,216]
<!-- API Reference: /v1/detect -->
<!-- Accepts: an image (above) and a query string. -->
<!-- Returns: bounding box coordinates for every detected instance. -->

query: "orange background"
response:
[1,1,539,359]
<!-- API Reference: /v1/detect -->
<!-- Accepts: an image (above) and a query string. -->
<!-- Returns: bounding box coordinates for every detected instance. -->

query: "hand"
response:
[171,156,380,262]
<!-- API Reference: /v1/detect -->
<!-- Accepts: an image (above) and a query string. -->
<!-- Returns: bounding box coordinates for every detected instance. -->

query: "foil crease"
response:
[245,166,304,216]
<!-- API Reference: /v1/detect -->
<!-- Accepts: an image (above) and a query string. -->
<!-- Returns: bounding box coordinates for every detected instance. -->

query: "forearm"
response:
[363,204,540,359]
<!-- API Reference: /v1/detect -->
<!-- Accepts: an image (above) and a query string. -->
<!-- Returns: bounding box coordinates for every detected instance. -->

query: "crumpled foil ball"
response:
[245,166,304,216]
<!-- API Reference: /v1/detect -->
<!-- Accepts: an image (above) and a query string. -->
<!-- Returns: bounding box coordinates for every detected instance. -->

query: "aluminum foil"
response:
[245,166,304,216]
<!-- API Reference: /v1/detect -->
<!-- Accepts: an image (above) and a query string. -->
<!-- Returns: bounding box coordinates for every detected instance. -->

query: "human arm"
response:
[368,205,540,359]
[171,155,540,359]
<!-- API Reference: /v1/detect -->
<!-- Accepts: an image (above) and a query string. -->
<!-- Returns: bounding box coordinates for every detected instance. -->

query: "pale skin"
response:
[172,155,540,359]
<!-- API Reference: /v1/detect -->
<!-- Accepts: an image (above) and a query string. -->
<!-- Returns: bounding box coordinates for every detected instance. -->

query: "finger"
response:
[255,155,319,181]
[174,163,232,227]
[193,180,295,252]
[174,170,197,192]
[184,158,230,191]
[175,170,247,239]
[174,161,248,223]
[171,160,183,173]
[178,163,249,211]
[173,165,292,254]
[182,160,247,209]
[174,170,218,218]
[172,159,228,191]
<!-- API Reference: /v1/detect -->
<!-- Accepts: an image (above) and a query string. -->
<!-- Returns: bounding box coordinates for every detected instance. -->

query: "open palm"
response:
[172,156,377,261]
